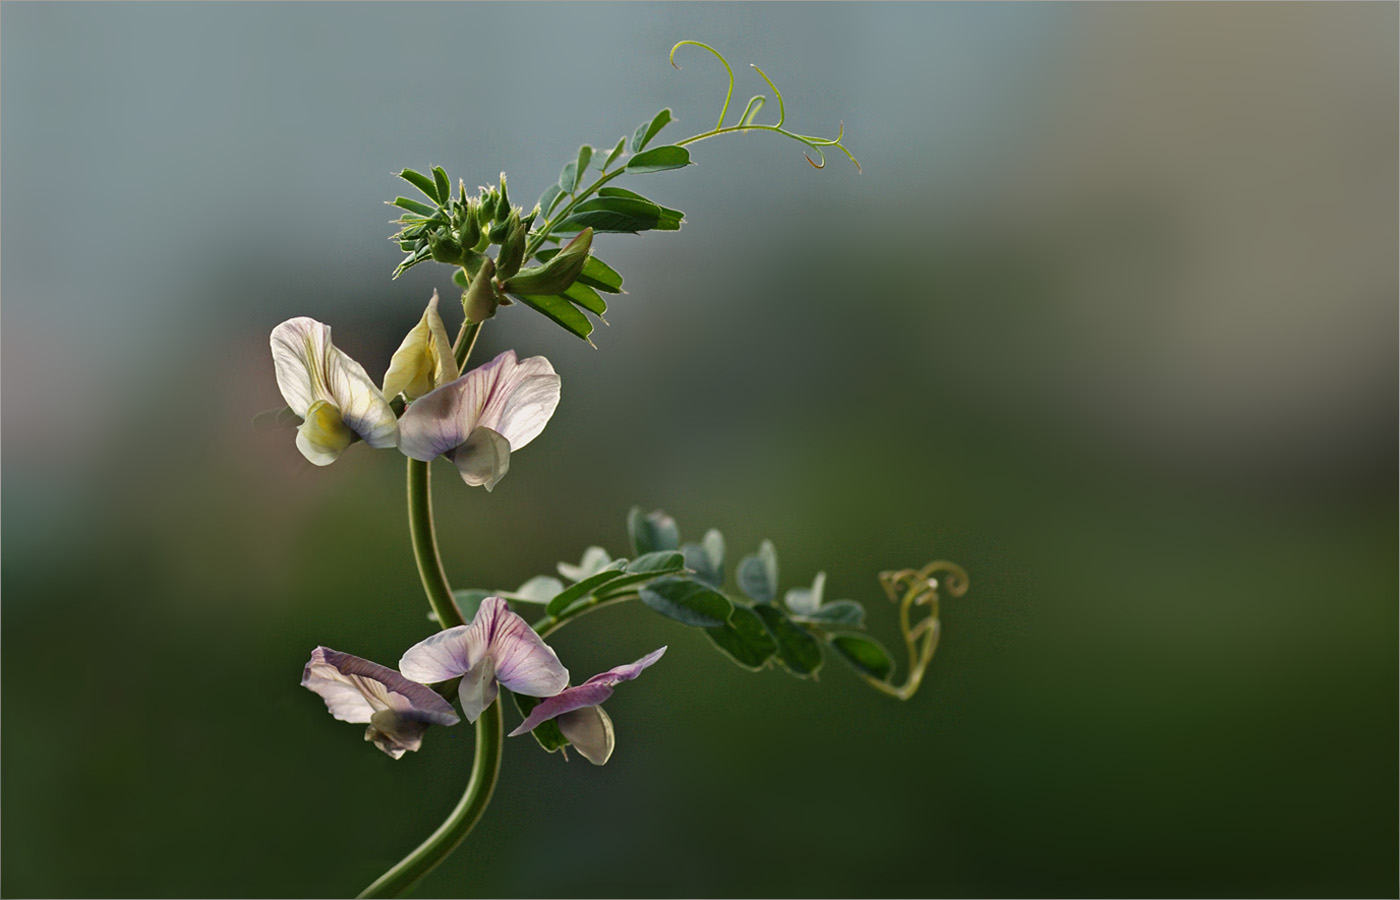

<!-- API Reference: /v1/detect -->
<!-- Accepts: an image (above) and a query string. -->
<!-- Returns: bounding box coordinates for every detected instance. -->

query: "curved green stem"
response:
[406,458,464,630]
[356,704,503,898]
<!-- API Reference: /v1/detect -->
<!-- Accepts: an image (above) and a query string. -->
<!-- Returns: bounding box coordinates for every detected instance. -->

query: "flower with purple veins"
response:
[399,596,570,722]
[302,647,460,759]
[397,349,561,491]
[510,647,667,766]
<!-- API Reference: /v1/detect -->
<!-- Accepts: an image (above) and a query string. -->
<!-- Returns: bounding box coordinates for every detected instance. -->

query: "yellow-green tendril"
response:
[669,41,861,173]
[859,561,969,700]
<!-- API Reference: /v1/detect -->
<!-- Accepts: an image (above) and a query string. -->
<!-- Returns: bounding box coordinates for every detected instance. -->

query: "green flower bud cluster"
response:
[391,168,601,330]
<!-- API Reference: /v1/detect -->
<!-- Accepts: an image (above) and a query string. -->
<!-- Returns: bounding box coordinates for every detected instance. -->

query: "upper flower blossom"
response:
[382,291,456,401]
[509,647,667,765]
[399,596,570,723]
[271,317,399,465]
[302,646,460,759]
[397,349,561,491]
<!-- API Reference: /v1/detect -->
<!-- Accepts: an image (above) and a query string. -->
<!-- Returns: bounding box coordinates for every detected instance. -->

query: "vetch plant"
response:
[264,42,968,897]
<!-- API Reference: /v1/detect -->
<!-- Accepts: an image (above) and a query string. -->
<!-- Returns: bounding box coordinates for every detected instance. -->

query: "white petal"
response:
[325,345,398,449]
[558,706,615,766]
[457,655,499,723]
[295,399,354,466]
[399,623,481,683]
[271,316,398,451]
[383,291,457,401]
[270,317,331,417]
[449,426,510,490]
[472,351,562,451]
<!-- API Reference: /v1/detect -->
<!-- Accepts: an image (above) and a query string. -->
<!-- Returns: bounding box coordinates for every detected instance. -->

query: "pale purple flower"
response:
[271,317,399,465]
[396,349,561,491]
[302,646,460,759]
[509,647,667,766]
[399,596,570,723]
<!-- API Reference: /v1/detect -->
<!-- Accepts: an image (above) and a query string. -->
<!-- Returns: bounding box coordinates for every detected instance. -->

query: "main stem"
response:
[356,703,503,898]
[359,323,497,899]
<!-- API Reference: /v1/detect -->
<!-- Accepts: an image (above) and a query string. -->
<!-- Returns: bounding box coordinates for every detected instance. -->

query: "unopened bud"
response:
[429,231,463,264]
[462,256,499,323]
[499,227,593,296]
[495,212,526,280]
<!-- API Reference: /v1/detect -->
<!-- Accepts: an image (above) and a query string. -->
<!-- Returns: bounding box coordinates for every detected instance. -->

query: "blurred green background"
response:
[3,3,1395,897]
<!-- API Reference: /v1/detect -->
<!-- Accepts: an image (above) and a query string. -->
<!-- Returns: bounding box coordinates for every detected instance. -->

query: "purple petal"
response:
[507,646,665,736]
[398,623,481,683]
[396,350,560,464]
[558,706,615,765]
[509,681,615,736]
[400,596,568,709]
[484,599,569,698]
[396,375,468,461]
[302,647,459,728]
[581,646,667,689]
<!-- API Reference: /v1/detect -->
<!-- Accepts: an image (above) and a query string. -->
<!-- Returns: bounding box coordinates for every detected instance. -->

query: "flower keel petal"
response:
[558,706,615,766]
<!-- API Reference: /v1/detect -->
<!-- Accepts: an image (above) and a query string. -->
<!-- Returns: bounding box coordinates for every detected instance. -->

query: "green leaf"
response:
[626,550,686,574]
[578,255,624,293]
[598,188,683,229]
[544,559,629,617]
[537,183,564,218]
[563,281,606,317]
[391,197,438,217]
[399,168,441,203]
[829,633,895,683]
[590,551,688,603]
[453,269,469,288]
[631,108,674,153]
[792,600,866,628]
[575,145,593,184]
[626,145,692,174]
[514,293,595,343]
[737,540,778,604]
[705,603,777,670]
[682,529,725,589]
[432,167,451,205]
[511,575,564,605]
[640,577,732,628]
[557,196,664,234]
[602,135,627,171]
[628,507,679,555]
[558,160,578,196]
[753,605,823,678]
[451,589,493,622]
[558,546,613,583]
[513,692,570,753]
[560,145,593,194]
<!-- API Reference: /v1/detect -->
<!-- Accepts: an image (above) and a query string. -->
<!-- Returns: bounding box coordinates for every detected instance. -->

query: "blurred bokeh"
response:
[3,3,1395,897]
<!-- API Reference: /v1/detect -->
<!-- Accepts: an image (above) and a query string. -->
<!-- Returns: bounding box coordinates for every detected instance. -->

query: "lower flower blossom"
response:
[302,647,460,759]
[399,596,570,722]
[509,647,667,765]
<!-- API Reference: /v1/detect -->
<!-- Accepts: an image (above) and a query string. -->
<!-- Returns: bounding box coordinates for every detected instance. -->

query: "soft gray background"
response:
[3,3,1396,897]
